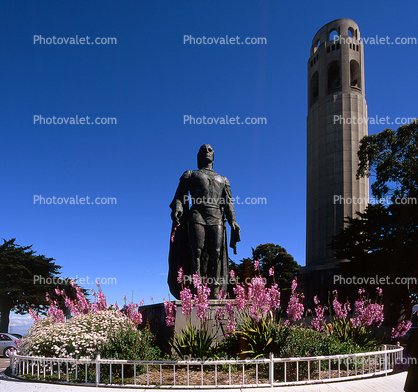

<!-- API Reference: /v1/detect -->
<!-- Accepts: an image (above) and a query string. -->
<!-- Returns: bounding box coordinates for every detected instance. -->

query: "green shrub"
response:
[171,324,217,360]
[234,317,290,358]
[101,325,161,361]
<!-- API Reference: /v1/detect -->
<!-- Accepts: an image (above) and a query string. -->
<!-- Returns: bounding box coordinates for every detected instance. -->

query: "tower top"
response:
[310,19,361,57]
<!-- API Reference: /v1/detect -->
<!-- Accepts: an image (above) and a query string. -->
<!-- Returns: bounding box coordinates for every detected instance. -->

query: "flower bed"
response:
[13,263,411,388]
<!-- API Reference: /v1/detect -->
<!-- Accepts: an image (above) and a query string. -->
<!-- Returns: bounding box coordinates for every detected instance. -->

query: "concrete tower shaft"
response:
[306,19,369,267]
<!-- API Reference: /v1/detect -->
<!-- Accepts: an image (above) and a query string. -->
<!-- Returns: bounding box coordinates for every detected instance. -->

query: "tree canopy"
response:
[252,243,300,286]
[0,239,61,331]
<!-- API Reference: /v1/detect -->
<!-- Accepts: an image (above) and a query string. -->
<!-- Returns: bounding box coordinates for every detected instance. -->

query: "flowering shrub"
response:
[20,310,134,359]
[319,288,384,348]
[164,263,410,359]
[20,281,144,360]
[167,273,215,358]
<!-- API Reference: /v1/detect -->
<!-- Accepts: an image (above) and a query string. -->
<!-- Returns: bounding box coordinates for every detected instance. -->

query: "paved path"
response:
[0,367,407,392]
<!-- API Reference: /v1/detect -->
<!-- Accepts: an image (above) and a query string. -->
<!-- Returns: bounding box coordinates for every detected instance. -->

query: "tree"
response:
[252,244,300,287]
[331,122,418,323]
[0,239,61,331]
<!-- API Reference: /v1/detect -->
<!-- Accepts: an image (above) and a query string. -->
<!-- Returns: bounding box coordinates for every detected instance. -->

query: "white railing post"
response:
[95,354,100,386]
[383,345,387,375]
[269,353,274,386]
[10,354,16,375]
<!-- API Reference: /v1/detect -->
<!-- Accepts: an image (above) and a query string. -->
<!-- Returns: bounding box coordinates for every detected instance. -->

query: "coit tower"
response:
[306,19,369,268]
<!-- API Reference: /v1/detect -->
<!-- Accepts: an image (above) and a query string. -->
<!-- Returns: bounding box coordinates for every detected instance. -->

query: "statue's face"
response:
[198,144,214,166]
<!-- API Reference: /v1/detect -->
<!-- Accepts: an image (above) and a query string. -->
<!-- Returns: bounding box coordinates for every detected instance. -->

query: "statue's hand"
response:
[231,222,241,232]
[171,210,182,225]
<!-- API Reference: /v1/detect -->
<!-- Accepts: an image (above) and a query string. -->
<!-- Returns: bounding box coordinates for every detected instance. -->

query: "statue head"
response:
[197,144,214,169]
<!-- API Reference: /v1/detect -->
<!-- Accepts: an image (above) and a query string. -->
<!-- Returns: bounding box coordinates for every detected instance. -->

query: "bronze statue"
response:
[168,144,240,299]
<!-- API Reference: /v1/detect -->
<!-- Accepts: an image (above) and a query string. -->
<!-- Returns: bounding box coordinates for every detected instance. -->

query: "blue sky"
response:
[2,1,417,334]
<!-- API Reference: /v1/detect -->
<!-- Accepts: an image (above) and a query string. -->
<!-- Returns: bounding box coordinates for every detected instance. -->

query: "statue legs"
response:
[189,223,223,297]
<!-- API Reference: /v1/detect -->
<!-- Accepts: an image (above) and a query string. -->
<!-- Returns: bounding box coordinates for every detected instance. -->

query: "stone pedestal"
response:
[139,300,231,354]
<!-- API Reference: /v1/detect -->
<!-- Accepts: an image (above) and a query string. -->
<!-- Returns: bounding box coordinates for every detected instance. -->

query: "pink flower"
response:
[351,290,384,328]
[268,283,281,312]
[180,287,193,316]
[48,302,65,323]
[225,301,237,336]
[164,301,177,326]
[254,259,260,271]
[286,290,304,322]
[193,274,210,321]
[311,303,325,332]
[376,287,383,296]
[247,277,270,322]
[177,267,184,284]
[229,269,235,279]
[391,320,412,339]
[291,278,298,293]
[333,296,350,319]
[233,285,247,311]
[269,267,274,276]
[29,308,40,323]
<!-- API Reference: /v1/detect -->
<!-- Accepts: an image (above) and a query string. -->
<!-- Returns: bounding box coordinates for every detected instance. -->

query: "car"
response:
[10,333,23,339]
[0,333,19,357]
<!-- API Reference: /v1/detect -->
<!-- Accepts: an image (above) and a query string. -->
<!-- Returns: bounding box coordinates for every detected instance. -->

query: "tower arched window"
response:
[329,29,339,41]
[327,61,340,91]
[350,60,361,88]
[310,71,319,104]
[313,39,320,53]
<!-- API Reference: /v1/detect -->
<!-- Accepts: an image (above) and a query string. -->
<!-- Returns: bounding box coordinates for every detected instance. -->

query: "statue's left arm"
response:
[223,177,240,232]
[224,177,240,254]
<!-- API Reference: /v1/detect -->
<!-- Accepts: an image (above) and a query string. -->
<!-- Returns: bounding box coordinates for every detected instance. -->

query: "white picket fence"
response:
[10,344,404,388]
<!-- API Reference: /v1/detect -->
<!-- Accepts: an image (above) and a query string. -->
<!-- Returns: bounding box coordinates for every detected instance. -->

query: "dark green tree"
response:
[252,243,300,287]
[0,239,61,331]
[332,122,418,322]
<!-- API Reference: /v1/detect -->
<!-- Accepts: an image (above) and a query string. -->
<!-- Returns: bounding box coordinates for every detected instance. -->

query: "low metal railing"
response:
[9,344,403,388]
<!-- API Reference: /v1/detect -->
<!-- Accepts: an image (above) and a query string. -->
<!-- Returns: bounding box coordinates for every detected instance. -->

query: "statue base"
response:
[139,300,233,355]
